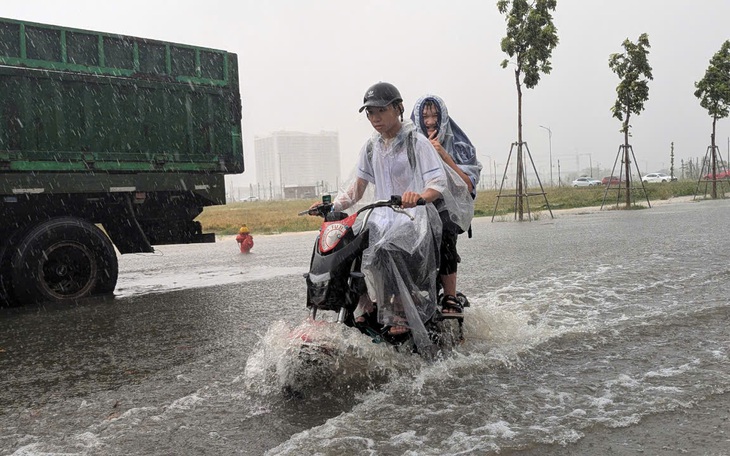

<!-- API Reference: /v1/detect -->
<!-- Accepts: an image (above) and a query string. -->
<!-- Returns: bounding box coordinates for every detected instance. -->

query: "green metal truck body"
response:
[0,17,244,305]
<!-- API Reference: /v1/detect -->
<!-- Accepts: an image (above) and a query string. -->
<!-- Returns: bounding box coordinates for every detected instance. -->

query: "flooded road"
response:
[1,198,729,455]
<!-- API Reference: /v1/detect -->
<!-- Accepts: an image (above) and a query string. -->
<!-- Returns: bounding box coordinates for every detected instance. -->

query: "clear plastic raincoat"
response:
[333,121,473,352]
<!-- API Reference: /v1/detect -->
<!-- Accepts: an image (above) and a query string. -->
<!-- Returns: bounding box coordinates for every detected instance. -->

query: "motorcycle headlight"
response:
[320,223,347,253]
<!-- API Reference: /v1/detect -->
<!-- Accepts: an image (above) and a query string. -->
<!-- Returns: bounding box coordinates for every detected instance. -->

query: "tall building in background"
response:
[254,131,340,200]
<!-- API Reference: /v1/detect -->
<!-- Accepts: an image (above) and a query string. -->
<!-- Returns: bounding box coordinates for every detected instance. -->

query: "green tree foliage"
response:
[498,0,559,89]
[694,40,730,122]
[609,33,653,135]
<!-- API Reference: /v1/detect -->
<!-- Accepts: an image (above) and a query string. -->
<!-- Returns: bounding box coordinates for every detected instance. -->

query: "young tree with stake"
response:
[497,0,558,221]
[609,33,652,207]
[694,40,730,199]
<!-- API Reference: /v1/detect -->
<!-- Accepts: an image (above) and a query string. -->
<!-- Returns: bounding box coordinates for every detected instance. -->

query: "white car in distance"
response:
[642,173,676,183]
[571,177,602,187]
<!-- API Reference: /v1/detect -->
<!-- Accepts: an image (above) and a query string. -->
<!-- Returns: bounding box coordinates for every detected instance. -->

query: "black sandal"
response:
[440,294,464,318]
[355,311,376,328]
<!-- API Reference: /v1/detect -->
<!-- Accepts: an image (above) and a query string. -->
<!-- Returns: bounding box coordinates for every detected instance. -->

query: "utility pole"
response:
[576,153,593,177]
[589,154,593,177]
[557,159,561,187]
[539,125,553,186]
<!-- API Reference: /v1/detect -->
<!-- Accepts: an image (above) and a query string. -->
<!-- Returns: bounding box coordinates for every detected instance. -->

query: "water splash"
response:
[243,318,422,399]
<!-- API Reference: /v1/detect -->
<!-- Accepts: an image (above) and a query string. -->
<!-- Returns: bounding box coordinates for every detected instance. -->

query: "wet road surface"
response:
[1,198,729,455]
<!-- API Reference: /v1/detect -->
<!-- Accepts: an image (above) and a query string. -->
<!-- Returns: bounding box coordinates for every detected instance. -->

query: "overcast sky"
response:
[5,1,730,188]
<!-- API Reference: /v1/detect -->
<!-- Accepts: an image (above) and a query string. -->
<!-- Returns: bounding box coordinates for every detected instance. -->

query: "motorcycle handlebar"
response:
[299,195,426,217]
[298,203,333,217]
[388,195,426,206]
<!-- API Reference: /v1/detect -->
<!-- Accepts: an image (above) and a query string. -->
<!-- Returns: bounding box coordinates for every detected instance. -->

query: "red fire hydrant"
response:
[235,225,254,253]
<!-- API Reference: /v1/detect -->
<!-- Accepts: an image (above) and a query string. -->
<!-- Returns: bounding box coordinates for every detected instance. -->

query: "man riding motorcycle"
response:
[316,82,473,353]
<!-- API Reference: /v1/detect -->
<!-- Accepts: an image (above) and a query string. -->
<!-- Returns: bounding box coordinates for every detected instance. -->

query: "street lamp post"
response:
[493,159,498,189]
[481,154,492,190]
[539,125,553,186]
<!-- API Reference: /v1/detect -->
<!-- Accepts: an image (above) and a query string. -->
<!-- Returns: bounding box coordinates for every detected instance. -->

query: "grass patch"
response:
[196,199,322,235]
[197,180,701,235]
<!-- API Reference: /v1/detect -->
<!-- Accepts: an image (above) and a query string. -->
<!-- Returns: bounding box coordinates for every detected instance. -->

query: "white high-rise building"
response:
[254,130,340,199]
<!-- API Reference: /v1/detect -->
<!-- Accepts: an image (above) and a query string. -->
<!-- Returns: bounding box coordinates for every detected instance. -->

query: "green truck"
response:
[0,18,244,305]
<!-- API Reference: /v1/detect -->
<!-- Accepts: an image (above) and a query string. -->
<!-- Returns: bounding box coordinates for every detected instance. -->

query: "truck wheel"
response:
[10,218,118,304]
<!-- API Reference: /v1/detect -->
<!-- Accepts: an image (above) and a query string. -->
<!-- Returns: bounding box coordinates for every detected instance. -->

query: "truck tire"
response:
[10,217,119,304]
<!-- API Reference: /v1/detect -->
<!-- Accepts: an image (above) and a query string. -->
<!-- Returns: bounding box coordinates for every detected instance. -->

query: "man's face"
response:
[422,103,439,138]
[366,104,401,138]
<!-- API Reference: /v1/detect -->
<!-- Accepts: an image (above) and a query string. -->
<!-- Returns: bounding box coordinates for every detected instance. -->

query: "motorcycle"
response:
[297,194,469,358]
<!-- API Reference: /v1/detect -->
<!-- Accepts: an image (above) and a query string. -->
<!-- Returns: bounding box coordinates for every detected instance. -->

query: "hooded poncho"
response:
[410,94,482,195]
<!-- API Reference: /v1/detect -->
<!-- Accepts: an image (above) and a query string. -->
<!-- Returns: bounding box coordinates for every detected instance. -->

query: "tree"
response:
[694,40,730,198]
[609,33,652,207]
[497,0,559,221]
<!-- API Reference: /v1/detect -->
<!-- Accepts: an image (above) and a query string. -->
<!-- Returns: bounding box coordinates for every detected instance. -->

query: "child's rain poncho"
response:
[333,121,473,354]
[410,94,482,195]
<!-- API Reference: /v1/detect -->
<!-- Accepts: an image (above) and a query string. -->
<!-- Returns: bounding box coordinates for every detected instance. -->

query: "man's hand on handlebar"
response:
[298,202,333,216]
[400,191,426,208]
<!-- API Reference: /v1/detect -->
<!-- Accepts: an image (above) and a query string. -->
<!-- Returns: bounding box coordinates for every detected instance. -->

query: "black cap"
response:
[358,82,403,113]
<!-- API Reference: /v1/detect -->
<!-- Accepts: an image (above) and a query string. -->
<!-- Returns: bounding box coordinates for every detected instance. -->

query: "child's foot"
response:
[387,325,410,336]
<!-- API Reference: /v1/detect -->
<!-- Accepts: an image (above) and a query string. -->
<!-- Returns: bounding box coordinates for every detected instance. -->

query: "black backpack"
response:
[365,130,416,170]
